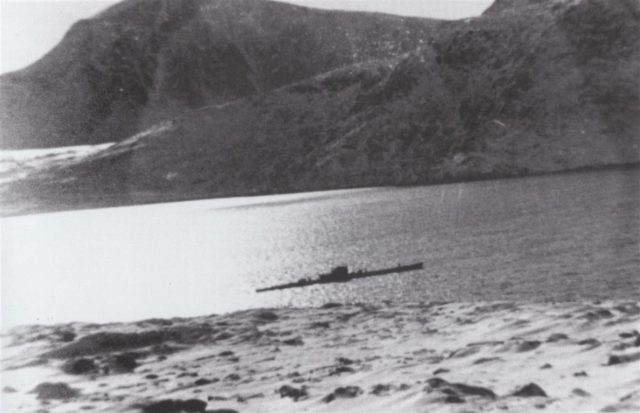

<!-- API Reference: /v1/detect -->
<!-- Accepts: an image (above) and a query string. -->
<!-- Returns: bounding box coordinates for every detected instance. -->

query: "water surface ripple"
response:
[2,169,638,326]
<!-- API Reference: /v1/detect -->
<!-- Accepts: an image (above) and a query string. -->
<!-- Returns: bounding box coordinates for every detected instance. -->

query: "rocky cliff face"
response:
[1,0,639,214]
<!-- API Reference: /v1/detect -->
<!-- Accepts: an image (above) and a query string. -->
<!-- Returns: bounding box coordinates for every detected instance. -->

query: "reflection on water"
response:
[2,169,639,327]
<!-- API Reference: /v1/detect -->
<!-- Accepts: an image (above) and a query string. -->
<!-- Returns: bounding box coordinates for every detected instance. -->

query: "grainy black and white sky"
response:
[0,0,492,74]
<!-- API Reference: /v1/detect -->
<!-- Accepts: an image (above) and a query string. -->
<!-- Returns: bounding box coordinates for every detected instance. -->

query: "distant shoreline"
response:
[2,162,638,218]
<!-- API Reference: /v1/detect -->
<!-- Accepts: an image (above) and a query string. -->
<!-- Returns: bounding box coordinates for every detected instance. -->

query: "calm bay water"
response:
[2,168,639,327]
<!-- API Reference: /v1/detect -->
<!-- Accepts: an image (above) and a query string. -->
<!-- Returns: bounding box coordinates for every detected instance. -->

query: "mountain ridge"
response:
[0,0,440,148]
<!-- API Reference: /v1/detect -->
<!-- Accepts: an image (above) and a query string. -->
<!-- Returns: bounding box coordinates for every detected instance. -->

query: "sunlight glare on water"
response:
[2,169,639,327]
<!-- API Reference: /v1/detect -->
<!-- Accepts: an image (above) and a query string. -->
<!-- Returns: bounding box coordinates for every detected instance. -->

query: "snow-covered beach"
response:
[3,300,639,412]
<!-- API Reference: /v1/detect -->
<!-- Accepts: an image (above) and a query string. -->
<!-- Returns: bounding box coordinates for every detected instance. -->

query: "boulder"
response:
[255,311,278,322]
[546,333,569,342]
[62,358,97,375]
[141,399,206,413]
[517,340,542,352]
[329,366,355,376]
[577,338,601,349]
[337,357,355,365]
[224,373,241,382]
[370,384,393,395]
[282,337,304,346]
[109,353,139,373]
[321,303,343,309]
[572,388,591,397]
[31,382,79,400]
[426,378,496,399]
[618,330,639,339]
[322,386,363,403]
[445,394,465,403]
[54,330,77,342]
[277,385,308,401]
[206,410,239,413]
[512,383,548,398]
[607,352,640,365]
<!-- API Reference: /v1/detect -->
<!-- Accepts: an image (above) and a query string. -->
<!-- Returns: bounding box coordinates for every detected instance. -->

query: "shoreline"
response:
[2,300,639,412]
[2,161,638,218]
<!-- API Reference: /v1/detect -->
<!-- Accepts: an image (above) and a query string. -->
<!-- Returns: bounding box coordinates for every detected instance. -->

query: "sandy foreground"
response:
[1,301,639,413]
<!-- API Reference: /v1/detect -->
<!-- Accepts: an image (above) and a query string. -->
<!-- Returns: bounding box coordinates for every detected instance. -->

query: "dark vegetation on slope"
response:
[1,0,639,214]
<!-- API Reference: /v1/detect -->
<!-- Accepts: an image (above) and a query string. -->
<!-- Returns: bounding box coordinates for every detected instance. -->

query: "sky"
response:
[0,0,492,74]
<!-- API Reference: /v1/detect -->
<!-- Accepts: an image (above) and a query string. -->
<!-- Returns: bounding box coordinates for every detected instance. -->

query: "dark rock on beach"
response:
[109,353,140,373]
[518,340,542,352]
[62,358,97,375]
[141,399,207,413]
[224,373,241,382]
[282,337,304,346]
[180,399,208,412]
[321,303,344,309]
[614,303,640,315]
[207,396,229,402]
[330,366,355,376]
[607,352,640,365]
[177,372,198,378]
[337,357,355,365]
[426,378,496,399]
[370,384,393,395]
[583,309,615,321]
[206,410,239,413]
[450,383,497,399]
[572,388,591,397]
[445,393,466,403]
[31,382,79,400]
[277,385,308,401]
[577,338,601,349]
[547,333,570,342]
[45,331,167,358]
[54,330,77,342]
[255,311,279,322]
[618,330,639,339]
[512,383,548,398]
[194,378,216,386]
[473,357,503,365]
[322,386,364,403]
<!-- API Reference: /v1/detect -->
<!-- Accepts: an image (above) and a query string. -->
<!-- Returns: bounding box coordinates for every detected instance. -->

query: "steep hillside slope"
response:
[1,0,639,215]
[0,0,437,148]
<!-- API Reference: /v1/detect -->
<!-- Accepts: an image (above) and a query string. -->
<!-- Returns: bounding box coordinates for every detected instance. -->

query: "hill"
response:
[0,0,437,148]
[1,0,639,214]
